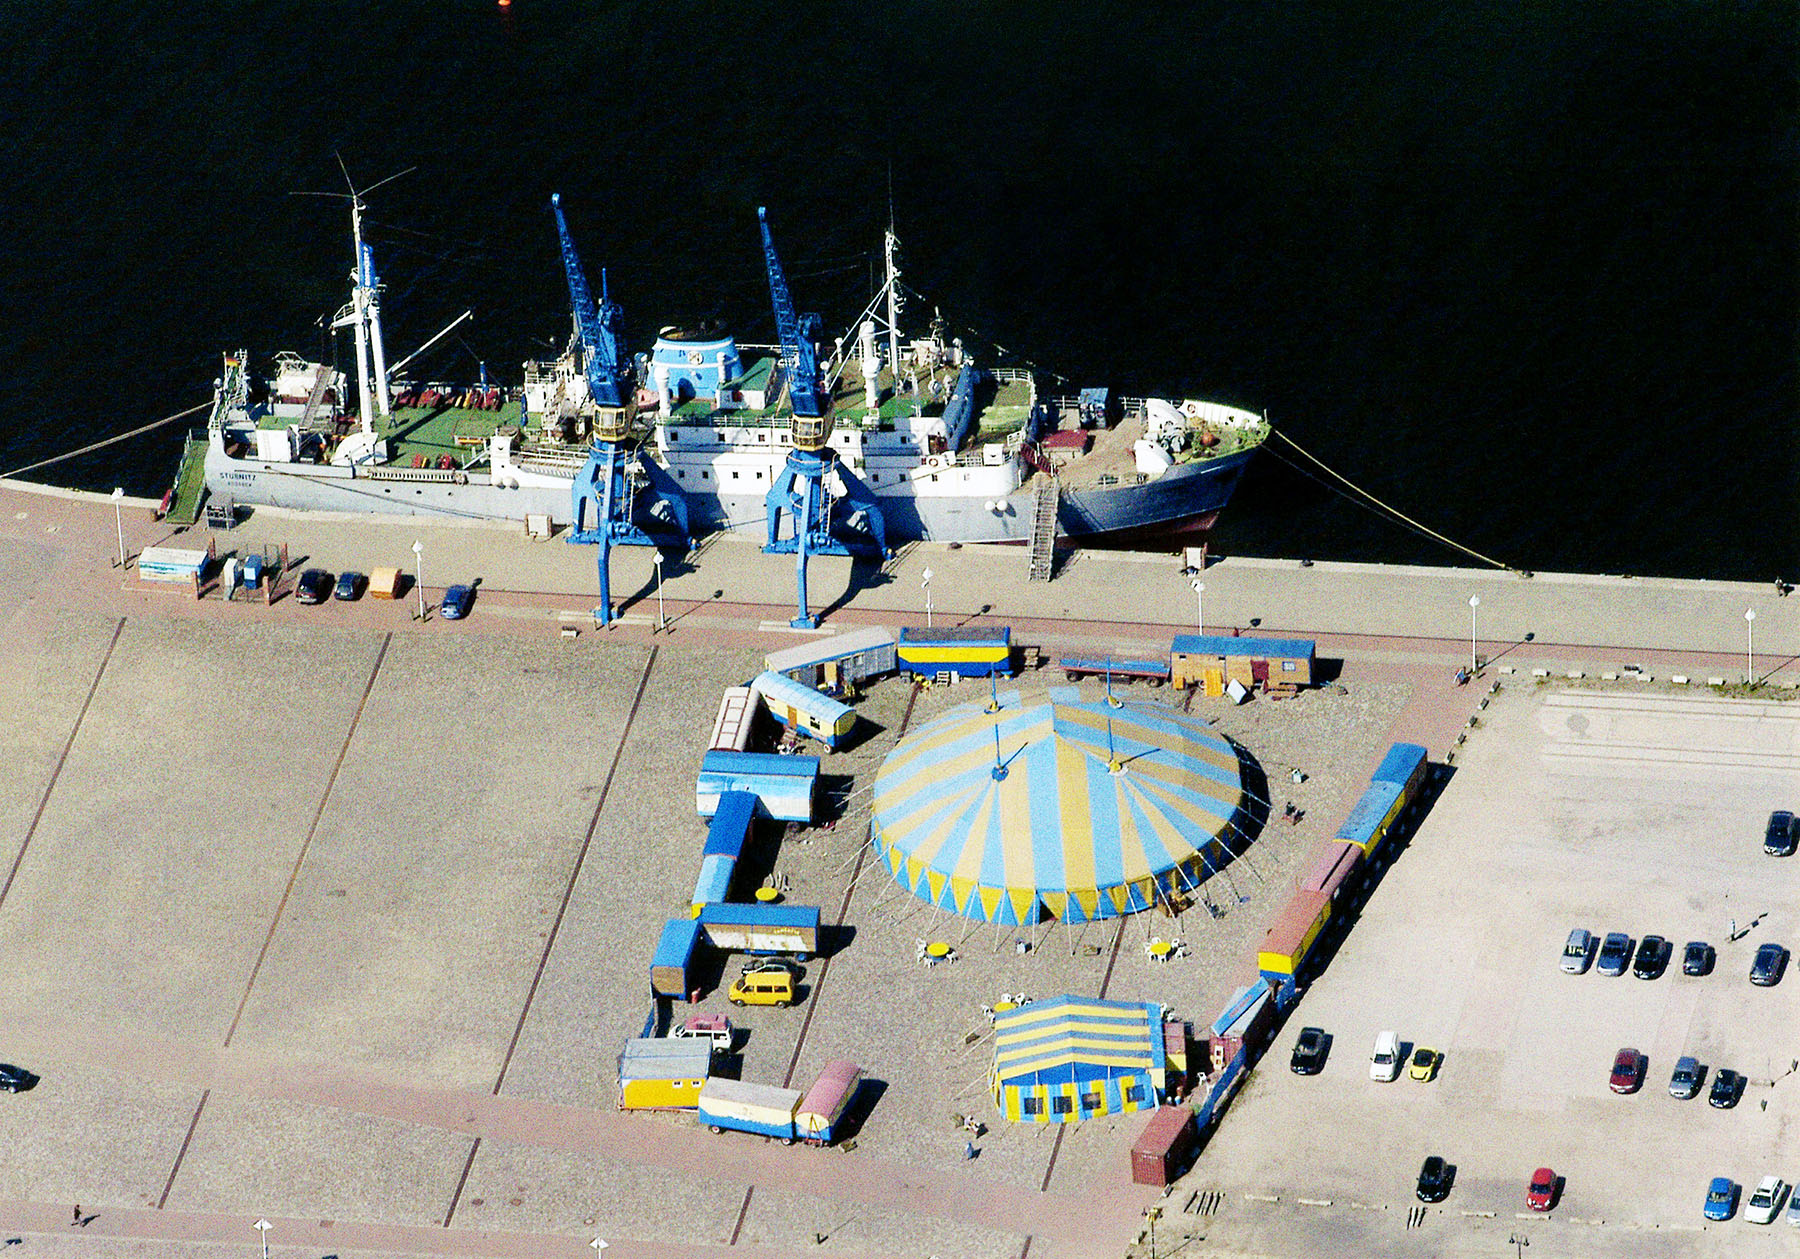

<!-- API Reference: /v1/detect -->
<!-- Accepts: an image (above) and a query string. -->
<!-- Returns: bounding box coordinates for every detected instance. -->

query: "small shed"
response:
[1170,634,1316,695]
[137,540,217,588]
[616,1037,711,1109]
[368,566,402,599]
[764,627,898,693]
[990,995,1165,1124]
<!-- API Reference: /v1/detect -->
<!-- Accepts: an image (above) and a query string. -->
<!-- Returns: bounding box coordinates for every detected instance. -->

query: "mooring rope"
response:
[1269,425,1523,574]
[2,401,211,480]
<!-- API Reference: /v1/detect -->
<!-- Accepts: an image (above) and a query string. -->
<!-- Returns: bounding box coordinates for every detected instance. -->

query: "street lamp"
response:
[591,1239,608,1257]
[1192,580,1205,636]
[253,1219,272,1259]
[412,540,424,621]
[1143,1205,1162,1258]
[653,551,666,633]
[1468,595,1480,673]
[111,487,125,568]
[1746,607,1756,685]
[922,566,934,629]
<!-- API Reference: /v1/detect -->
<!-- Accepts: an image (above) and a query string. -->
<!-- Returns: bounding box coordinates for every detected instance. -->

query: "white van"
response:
[1560,928,1596,974]
[1370,1030,1401,1081]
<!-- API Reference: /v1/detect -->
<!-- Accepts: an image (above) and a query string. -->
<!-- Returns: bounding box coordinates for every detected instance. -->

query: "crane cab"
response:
[790,408,834,452]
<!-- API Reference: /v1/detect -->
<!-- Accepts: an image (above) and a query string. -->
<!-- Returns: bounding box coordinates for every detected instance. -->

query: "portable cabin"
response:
[696,750,818,823]
[696,902,820,959]
[709,687,760,752]
[1169,634,1316,695]
[697,1077,803,1141]
[1334,780,1407,859]
[990,996,1164,1124]
[1257,891,1331,984]
[764,627,898,693]
[1370,742,1429,801]
[650,916,704,998]
[616,1037,711,1109]
[897,625,1013,678]
[1299,841,1363,906]
[367,566,402,599]
[749,671,856,749]
[1131,1106,1198,1186]
[796,1059,862,1145]
[137,541,216,589]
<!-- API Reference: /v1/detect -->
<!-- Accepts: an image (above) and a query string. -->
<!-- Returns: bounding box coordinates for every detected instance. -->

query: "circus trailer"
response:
[764,627,898,693]
[696,750,818,823]
[796,1060,862,1145]
[698,1077,803,1143]
[748,670,856,748]
[897,625,1013,679]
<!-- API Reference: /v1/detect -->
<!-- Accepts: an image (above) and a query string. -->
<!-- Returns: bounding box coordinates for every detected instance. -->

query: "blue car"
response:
[1704,1176,1738,1221]
[440,584,474,620]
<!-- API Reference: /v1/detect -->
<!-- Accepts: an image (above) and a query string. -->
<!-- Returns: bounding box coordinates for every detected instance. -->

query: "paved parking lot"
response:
[1169,686,1800,1257]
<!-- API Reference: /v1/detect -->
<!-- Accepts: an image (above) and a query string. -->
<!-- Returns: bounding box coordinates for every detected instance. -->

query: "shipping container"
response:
[1257,891,1331,977]
[1370,742,1429,799]
[367,566,402,599]
[897,625,1013,678]
[1169,634,1316,692]
[709,687,760,752]
[137,542,215,584]
[696,750,818,823]
[650,916,704,998]
[764,627,898,692]
[1299,841,1363,904]
[1130,1106,1198,1186]
[616,1037,711,1110]
[697,903,820,959]
[749,671,856,749]
[1335,780,1407,856]
[697,1077,803,1142]
[796,1059,862,1145]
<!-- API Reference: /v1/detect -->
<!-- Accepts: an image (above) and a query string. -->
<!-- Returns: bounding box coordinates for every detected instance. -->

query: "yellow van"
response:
[728,967,796,1007]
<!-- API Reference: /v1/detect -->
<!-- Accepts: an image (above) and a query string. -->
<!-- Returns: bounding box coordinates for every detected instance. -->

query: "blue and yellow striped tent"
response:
[871,689,1244,924]
[990,995,1165,1123]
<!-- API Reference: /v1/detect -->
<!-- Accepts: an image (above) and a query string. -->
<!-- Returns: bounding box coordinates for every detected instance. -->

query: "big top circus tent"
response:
[870,688,1249,924]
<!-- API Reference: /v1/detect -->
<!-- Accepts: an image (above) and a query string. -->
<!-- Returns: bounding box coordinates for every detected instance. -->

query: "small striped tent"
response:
[870,688,1246,924]
[990,995,1166,1123]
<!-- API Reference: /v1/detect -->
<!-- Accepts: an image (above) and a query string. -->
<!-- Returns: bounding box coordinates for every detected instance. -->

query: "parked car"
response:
[1416,1156,1454,1203]
[1560,928,1595,974]
[1632,934,1670,979]
[1709,1068,1742,1109]
[1746,1176,1789,1224]
[1751,942,1789,987]
[1526,1167,1557,1212]
[333,570,365,601]
[1290,1026,1329,1075]
[671,1014,734,1052]
[1682,940,1713,976]
[0,1063,36,1093]
[1668,1055,1702,1100]
[1370,1030,1401,1082]
[1785,1188,1800,1225]
[1609,1048,1644,1094]
[1596,931,1633,976]
[439,583,475,619]
[295,568,332,604]
[1765,810,1797,857]
[1408,1047,1441,1082]
[1705,1176,1739,1221]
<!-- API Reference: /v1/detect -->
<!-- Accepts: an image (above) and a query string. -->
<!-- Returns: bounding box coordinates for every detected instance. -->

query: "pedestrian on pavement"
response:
[965,1139,976,1160]
[71,1205,80,1226]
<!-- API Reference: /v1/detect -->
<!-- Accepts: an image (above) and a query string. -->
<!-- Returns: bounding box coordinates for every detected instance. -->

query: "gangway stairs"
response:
[299,364,337,429]
[1027,476,1059,582]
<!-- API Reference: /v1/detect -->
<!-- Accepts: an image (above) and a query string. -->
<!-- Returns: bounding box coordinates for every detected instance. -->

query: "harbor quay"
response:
[0,480,1794,1259]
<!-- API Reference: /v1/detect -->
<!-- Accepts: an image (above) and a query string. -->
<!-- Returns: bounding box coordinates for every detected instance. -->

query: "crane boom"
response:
[757,206,823,418]
[551,193,629,410]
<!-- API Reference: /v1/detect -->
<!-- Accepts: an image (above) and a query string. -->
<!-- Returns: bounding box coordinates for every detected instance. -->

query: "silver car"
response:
[1669,1055,1701,1100]
[1560,928,1595,974]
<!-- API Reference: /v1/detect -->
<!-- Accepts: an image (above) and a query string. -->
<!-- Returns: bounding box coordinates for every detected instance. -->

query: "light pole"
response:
[922,566,934,629]
[1143,1205,1162,1258]
[1468,595,1480,672]
[1746,607,1756,685]
[592,1239,608,1257]
[654,552,666,632]
[111,487,126,568]
[253,1218,271,1259]
[412,540,424,621]
[1192,580,1205,636]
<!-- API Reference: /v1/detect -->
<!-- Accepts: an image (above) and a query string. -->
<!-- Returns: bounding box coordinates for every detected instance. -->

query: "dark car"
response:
[1632,935,1670,979]
[1290,1026,1328,1075]
[440,583,475,620]
[333,570,365,601]
[295,568,333,604]
[1765,811,1797,857]
[1416,1156,1454,1203]
[1609,1048,1644,1094]
[1682,940,1713,976]
[0,1063,36,1093]
[1751,942,1789,987]
[1709,1068,1742,1109]
[1596,932,1632,976]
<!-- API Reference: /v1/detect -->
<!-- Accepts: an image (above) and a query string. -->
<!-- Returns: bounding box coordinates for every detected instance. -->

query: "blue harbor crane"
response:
[553,194,690,625]
[757,206,888,628]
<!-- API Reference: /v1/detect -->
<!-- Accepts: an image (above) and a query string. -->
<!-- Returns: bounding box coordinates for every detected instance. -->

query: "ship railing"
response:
[361,465,463,484]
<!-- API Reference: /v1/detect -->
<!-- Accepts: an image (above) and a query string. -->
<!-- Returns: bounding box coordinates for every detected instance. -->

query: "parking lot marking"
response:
[155,1089,208,1210]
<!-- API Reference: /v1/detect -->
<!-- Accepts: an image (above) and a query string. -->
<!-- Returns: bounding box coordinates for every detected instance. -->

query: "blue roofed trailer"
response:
[763,627,898,694]
[1370,742,1429,800]
[749,670,857,749]
[703,791,756,859]
[697,902,820,960]
[696,750,818,823]
[690,854,736,910]
[1169,634,1316,695]
[1334,779,1407,859]
[1057,655,1171,685]
[651,916,705,998]
[897,625,1013,678]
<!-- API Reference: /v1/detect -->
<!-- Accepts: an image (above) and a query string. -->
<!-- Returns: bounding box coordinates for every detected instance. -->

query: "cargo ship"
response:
[176,199,1268,549]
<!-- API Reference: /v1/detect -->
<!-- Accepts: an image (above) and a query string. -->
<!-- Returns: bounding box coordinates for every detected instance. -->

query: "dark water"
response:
[1,2,1792,579]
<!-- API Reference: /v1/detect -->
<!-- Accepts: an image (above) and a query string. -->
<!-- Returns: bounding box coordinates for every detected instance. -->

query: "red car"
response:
[1527,1167,1557,1211]
[1609,1048,1644,1094]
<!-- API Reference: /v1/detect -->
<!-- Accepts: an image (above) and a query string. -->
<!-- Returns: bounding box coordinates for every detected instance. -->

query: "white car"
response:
[1746,1175,1788,1224]
[1560,928,1595,974]
[1370,1030,1401,1082]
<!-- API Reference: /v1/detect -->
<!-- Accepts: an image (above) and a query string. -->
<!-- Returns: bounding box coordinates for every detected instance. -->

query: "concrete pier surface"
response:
[0,480,1794,1259]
